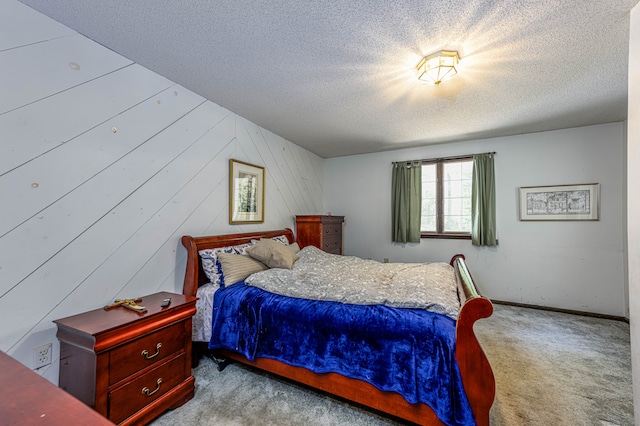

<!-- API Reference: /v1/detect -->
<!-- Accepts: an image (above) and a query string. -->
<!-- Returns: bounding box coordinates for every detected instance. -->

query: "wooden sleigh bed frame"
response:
[181,228,495,426]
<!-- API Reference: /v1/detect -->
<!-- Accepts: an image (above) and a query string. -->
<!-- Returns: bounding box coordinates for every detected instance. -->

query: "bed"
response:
[181,228,495,426]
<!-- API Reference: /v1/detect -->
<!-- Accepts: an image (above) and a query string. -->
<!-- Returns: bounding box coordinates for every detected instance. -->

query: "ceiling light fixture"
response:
[417,50,460,85]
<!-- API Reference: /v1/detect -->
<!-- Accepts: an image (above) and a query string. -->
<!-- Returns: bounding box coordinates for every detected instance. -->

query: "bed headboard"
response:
[181,228,295,297]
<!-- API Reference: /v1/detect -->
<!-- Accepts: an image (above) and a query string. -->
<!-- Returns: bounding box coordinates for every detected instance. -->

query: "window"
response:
[421,157,473,238]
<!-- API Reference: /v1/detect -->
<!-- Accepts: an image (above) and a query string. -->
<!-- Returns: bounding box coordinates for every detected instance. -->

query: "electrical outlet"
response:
[33,343,52,369]
[383,258,389,263]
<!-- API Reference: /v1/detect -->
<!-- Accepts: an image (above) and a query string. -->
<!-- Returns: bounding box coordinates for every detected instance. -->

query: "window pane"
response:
[421,214,436,232]
[460,215,472,231]
[444,215,460,231]
[443,160,472,233]
[445,162,462,180]
[422,164,436,182]
[461,161,473,179]
[421,164,437,232]
[423,183,436,199]
[419,159,473,235]
[421,201,436,231]
[444,180,462,198]
[462,177,472,197]
[462,197,472,214]
[446,198,462,215]
[422,198,436,216]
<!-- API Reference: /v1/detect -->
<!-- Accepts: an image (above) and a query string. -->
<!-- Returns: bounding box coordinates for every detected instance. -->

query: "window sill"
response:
[421,233,471,240]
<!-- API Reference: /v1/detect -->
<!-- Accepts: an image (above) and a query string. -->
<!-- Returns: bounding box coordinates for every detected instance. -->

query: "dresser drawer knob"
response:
[141,343,162,360]
[141,378,162,396]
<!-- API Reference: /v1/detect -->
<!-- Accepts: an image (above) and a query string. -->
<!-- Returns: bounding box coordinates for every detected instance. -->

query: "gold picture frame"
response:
[229,159,265,224]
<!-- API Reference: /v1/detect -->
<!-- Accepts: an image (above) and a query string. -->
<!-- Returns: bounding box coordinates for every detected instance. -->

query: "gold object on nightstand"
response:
[104,297,147,313]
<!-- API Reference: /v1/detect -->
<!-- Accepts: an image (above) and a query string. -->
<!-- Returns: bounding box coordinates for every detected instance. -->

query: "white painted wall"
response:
[627,3,640,422]
[0,0,323,383]
[325,122,626,317]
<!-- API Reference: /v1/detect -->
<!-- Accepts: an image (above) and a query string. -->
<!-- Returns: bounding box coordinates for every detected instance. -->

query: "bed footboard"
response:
[451,254,495,426]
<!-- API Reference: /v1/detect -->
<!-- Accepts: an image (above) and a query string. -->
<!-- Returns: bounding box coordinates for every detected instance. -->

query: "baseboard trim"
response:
[492,299,629,323]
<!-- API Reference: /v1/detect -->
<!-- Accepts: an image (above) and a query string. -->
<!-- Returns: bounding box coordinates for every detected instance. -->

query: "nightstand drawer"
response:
[109,322,185,385]
[109,353,186,424]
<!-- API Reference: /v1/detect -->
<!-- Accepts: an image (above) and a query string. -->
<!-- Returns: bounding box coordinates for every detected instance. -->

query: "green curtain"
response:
[391,161,422,243]
[471,153,497,246]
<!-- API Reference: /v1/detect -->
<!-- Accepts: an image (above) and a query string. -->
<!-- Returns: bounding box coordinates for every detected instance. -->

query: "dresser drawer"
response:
[109,322,185,385]
[322,224,342,239]
[321,224,342,253]
[321,236,341,253]
[109,352,186,424]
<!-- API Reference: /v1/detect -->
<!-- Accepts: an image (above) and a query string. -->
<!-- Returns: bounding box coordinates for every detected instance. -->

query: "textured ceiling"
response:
[19,0,639,158]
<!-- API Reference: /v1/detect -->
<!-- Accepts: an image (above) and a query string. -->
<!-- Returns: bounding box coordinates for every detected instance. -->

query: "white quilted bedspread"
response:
[246,246,461,319]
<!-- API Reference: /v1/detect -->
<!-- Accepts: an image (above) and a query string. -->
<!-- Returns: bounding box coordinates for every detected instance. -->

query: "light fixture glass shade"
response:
[417,50,460,85]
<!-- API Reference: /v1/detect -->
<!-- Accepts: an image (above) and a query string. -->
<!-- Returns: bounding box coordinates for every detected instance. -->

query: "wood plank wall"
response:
[0,0,324,382]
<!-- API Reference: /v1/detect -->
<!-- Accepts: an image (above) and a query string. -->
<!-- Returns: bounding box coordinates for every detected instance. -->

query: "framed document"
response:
[229,159,265,224]
[519,183,599,221]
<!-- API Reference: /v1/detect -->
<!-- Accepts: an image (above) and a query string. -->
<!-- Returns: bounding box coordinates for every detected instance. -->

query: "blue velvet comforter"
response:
[209,283,475,426]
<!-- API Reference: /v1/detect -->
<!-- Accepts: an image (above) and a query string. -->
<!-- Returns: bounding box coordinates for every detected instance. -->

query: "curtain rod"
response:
[393,151,496,165]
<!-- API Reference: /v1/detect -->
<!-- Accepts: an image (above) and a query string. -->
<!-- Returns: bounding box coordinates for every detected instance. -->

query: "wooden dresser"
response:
[295,215,345,255]
[54,292,197,425]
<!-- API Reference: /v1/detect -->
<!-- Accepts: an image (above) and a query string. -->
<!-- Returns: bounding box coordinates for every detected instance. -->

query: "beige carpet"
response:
[151,304,633,426]
[478,304,632,426]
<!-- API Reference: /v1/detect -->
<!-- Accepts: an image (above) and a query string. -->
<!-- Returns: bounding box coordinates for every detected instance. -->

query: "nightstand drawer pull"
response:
[141,378,162,396]
[141,343,162,360]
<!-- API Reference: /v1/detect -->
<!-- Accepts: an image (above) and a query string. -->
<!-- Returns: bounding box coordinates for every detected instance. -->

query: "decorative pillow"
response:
[198,242,254,285]
[287,242,301,253]
[246,238,299,269]
[216,253,268,286]
[251,234,291,246]
[272,234,291,245]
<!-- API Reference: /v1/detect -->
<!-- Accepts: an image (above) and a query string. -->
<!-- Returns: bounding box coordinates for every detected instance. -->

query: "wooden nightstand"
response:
[54,292,197,425]
[296,215,345,255]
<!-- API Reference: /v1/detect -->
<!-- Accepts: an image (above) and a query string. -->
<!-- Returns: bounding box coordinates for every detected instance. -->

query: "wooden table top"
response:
[0,350,114,425]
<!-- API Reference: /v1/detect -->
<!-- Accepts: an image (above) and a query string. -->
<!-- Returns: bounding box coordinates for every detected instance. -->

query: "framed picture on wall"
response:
[518,183,600,221]
[229,159,265,224]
